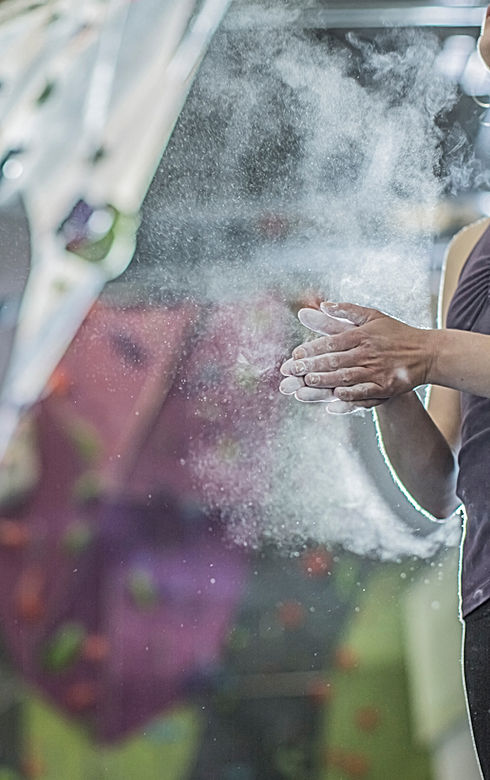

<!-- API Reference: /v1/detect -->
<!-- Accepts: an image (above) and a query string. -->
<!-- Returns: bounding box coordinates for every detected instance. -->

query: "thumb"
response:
[297,307,355,334]
[320,301,377,326]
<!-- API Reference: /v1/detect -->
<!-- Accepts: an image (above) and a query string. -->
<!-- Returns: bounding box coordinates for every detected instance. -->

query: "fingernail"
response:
[280,358,295,376]
[293,347,306,359]
[280,376,304,394]
[294,361,306,375]
[307,374,319,386]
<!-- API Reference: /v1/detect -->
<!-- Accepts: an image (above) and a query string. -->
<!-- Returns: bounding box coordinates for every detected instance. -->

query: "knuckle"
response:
[311,359,321,373]
[358,334,370,349]
[340,372,351,386]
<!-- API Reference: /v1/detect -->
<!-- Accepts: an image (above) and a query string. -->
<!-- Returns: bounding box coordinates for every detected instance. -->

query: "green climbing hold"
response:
[42,622,86,673]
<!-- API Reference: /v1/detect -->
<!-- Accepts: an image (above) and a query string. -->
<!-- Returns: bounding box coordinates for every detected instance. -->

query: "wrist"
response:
[422,328,445,385]
[419,328,441,385]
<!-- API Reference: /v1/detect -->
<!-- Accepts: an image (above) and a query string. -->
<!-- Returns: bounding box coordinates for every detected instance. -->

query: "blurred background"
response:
[0,0,489,778]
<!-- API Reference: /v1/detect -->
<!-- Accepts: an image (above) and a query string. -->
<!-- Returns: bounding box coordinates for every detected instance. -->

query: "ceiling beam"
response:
[226,5,487,30]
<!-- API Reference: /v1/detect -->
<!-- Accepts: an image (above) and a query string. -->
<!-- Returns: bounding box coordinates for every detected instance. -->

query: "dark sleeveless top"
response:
[446,222,490,617]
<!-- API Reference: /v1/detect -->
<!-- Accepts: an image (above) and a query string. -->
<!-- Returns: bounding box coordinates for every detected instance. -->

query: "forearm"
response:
[374,391,459,519]
[427,328,490,397]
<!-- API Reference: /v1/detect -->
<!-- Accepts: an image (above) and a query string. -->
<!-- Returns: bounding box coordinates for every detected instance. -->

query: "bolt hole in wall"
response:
[0,1,489,779]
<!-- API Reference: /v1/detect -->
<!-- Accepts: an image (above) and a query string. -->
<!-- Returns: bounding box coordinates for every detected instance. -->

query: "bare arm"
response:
[374,390,459,519]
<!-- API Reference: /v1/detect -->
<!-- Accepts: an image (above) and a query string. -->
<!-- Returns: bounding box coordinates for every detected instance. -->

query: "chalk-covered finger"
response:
[279,376,305,395]
[348,399,386,409]
[298,307,356,335]
[292,329,361,361]
[334,383,386,402]
[290,348,364,374]
[294,387,335,403]
[325,400,362,415]
[293,336,332,360]
[305,367,370,388]
[320,301,378,326]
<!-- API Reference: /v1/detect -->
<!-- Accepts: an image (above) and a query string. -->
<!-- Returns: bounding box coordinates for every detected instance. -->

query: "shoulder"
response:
[445,217,490,262]
[439,217,490,327]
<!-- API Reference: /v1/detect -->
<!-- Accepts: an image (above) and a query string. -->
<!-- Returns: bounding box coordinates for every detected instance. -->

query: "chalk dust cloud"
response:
[120,5,466,558]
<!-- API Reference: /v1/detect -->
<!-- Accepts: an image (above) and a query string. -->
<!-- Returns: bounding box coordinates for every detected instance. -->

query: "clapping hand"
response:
[280,302,432,413]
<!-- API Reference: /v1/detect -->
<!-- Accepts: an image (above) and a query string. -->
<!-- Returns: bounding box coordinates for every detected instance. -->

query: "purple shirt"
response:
[446,223,490,617]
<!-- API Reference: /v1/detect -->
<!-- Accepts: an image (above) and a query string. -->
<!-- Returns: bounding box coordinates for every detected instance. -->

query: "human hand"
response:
[280,306,367,413]
[280,302,433,406]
